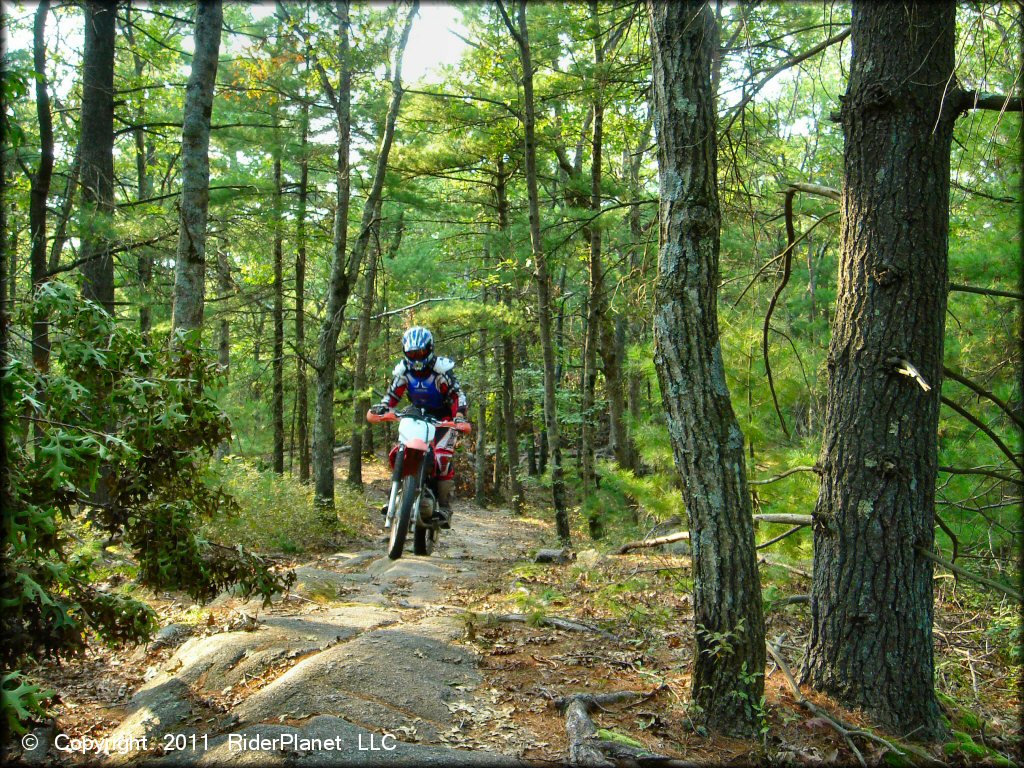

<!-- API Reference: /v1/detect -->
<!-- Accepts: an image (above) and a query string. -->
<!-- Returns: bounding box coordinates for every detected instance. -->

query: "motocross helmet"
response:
[402,326,435,375]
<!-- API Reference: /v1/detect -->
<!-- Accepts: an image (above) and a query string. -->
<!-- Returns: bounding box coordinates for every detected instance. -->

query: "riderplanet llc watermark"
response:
[227,732,398,753]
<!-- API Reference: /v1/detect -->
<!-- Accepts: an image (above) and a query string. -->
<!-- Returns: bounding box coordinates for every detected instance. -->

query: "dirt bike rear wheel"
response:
[387,474,418,560]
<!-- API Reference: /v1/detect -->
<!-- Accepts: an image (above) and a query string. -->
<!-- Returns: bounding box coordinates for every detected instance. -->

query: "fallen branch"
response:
[749,465,819,485]
[488,612,620,642]
[916,547,1023,602]
[753,513,813,526]
[758,554,811,579]
[766,594,810,610]
[613,530,690,555]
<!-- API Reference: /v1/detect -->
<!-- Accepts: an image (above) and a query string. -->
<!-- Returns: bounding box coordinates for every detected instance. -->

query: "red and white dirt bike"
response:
[366,406,471,560]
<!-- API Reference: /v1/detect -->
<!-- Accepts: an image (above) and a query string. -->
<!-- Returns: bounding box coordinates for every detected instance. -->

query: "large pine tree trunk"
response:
[802,1,955,740]
[648,0,765,735]
[78,0,116,314]
[171,0,222,338]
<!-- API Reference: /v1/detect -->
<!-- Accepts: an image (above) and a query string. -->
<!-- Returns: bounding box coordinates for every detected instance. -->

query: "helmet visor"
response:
[406,347,431,361]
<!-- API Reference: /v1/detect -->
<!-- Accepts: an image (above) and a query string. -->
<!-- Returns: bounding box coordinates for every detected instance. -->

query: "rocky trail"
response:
[69,494,550,767]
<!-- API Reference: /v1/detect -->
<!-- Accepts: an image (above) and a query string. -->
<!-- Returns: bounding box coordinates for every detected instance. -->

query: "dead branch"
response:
[763,187,799,437]
[749,465,819,485]
[953,89,1024,114]
[766,594,809,610]
[938,464,1023,487]
[753,513,813,526]
[949,282,1024,301]
[613,530,690,555]
[756,525,805,550]
[489,612,620,642]
[785,181,840,201]
[916,547,1022,602]
[943,366,1024,432]
[940,395,1024,473]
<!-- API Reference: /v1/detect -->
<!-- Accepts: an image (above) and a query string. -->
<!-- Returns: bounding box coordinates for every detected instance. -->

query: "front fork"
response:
[384,447,405,529]
[383,446,434,530]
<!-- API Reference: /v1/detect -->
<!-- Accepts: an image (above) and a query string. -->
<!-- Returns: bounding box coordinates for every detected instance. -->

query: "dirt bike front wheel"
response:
[387,474,418,560]
[413,520,435,556]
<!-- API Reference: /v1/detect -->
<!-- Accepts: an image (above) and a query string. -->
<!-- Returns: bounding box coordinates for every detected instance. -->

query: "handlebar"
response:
[366,407,471,434]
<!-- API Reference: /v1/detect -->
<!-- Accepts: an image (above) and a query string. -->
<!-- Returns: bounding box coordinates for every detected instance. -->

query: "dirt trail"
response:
[79,480,549,767]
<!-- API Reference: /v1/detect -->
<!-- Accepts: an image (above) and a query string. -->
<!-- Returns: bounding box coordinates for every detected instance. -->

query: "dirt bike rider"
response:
[369,326,468,528]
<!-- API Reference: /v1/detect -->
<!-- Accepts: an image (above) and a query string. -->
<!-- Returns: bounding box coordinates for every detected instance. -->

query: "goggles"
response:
[405,348,431,361]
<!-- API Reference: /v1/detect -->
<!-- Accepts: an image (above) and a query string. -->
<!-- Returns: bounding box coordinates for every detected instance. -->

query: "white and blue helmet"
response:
[402,326,435,374]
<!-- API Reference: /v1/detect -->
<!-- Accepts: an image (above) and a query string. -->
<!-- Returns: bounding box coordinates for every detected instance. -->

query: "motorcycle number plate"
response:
[399,418,435,445]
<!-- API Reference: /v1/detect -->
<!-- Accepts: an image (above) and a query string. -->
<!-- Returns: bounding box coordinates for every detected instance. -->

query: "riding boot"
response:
[436,479,454,529]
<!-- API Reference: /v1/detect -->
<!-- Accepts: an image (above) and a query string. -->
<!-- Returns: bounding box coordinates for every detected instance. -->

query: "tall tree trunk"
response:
[171,0,223,338]
[495,160,523,512]
[500,0,570,541]
[311,2,353,509]
[347,205,382,487]
[475,314,489,507]
[312,2,415,510]
[216,249,230,370]
[296,92,310,483]
[125,7,154,344]
[649,0,765,735]
[580,0,603,505]
[600,316,628,466]
[29,0,53,372]
[272,152,285,474]
[802,1,955,740]
[78,0,116,314]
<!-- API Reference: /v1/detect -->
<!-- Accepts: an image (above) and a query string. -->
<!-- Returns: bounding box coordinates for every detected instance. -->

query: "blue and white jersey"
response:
[382,357,467,418]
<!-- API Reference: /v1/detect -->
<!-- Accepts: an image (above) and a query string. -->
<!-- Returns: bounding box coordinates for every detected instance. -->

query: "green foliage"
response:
[1,284,293,733]
[205,456,366,552]
[1,672,51,736]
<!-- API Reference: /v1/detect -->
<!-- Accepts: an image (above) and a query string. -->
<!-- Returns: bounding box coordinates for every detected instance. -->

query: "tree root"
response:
[487,612,621,642]
[765,642,942,767]
[554,690,697,767]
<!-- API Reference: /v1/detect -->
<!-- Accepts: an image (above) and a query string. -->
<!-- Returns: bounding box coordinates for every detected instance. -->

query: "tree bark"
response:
[78,0,116,314]
[272,151,284,475]
[296,90,310,483]
[499,0,570,542]
[347,204,383,487]
[475,311,489,506]
[495,160,522,513]
[171,0,223,339]
[580,0,604,506]
[312,1,415,510]
[802,1,955,740]
[648,0,766,735]
[30,0,53,372]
